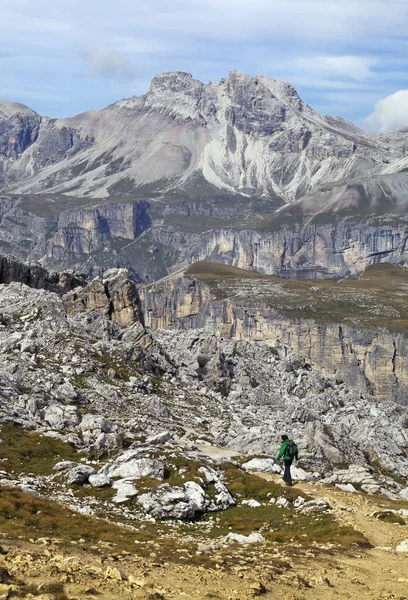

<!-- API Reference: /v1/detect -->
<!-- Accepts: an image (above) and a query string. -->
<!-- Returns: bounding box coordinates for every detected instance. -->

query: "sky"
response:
[1,0,408,132]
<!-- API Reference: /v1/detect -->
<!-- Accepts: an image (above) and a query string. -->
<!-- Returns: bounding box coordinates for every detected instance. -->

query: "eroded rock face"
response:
[139,271,408,403]
[0,254,86,294]
[0,72,399,201]
[63,268,141,328]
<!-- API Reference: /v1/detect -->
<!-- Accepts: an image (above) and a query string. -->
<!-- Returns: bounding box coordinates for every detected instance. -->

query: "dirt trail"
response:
[1,477,408,599]
[257,473,408,599]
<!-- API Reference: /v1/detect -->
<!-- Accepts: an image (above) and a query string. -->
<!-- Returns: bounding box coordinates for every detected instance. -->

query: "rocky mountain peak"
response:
[0,99,39,118]
[148,71,204,94]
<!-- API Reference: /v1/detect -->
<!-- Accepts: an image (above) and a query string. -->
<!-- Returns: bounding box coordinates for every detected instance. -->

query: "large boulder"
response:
[106,450,164,480]
[88,473,112,488]
[242,458,282,474]
[64,465,96,485]
[137,478,234,520]
[137,484,199,520]
[43,404,81,430]
[112,479,138,503]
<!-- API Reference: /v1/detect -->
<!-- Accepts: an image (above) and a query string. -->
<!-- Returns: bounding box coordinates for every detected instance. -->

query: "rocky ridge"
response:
[140,261,408,403]
[1,255,408,598]
[1,71,406,201]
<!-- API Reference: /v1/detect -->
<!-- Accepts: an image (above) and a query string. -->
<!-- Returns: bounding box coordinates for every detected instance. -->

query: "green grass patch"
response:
[222,464,306,503]
[204,503,369,549]
[0,423,79,476]
[374,511,406,525]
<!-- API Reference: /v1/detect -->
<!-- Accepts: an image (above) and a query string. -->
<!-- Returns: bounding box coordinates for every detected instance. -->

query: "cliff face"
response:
[153,220,408,280]
[0,196,150,274]
[0,253,86,294]
[1,192,408,282]
[139,267,408,404]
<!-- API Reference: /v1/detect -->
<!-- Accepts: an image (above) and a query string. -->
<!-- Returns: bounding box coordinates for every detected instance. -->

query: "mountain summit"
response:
[0,71,405,201]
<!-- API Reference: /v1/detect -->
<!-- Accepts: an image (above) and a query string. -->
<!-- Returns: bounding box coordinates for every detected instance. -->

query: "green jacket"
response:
[276,439,296,461]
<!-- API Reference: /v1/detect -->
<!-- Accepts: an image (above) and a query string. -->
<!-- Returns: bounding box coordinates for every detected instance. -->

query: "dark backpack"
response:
[285,440,298,458]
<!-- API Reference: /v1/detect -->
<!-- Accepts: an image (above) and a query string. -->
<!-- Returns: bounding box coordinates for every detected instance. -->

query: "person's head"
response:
[281,434,288,441]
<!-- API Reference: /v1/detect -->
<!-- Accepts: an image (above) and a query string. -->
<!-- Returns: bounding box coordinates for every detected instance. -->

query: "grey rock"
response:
[53,461,79,472]
[88,473,112,488]
[241,499,261,507]
[147,431,173,445]
[336,483,358,493]
[107,451,164,480]
[300,498,330,514]
[399,488,408,501]
[43,404,80,430]
[65,465,96,485]
[112,479,138,503]
[224,532,265,544]
[242,458,282,474]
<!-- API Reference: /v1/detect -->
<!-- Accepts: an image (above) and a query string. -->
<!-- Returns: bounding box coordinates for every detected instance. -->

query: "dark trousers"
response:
[283,459,293,486]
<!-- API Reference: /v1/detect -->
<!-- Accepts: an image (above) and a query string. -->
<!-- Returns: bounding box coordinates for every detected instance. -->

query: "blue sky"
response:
[1,0,408,132]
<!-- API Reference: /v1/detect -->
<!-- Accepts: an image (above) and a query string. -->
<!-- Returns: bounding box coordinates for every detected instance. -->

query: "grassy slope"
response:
[185,261,408,334]
[0,424,368,565]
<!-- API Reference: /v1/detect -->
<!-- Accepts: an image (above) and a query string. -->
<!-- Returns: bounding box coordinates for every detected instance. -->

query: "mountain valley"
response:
[1,71,408,598]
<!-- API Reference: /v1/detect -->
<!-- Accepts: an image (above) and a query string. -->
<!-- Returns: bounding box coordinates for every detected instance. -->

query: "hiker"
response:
[276,434,298,486]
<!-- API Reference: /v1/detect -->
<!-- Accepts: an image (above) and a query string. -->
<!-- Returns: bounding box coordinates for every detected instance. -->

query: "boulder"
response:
[112,479,138,503]
[291,466,316,481]
[88,473,112,488]
[147,431,173,445]
[299,498,330,514]
[53,461,78,472]
[107,451,164,480]
[138,484,195,520]
[43,404,80,430]
[396,539,408,553]
[184,481,207,512]
[224,532,265,544]
[80,414,114,434]
[242,499,261,507]
[242,458,282,474]
[336,483,358,493]
[276,497,289,508]
[65,465,96,485]
[213,481,235,509]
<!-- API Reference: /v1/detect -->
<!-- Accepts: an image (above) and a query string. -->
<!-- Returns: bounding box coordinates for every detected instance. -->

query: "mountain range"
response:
[2,71,408,282]
[2,70,408,201]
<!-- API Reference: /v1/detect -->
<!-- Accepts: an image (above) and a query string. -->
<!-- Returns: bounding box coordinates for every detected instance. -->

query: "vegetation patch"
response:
[374,511,406,525]
[0,423,79,476]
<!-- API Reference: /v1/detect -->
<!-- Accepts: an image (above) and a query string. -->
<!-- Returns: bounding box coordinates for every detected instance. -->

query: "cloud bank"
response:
[364,90,408,133]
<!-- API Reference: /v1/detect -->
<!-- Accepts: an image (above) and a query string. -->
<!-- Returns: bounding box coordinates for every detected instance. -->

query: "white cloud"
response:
[79,46,134,78]
[293,56,377,82]
[364,90,408,132]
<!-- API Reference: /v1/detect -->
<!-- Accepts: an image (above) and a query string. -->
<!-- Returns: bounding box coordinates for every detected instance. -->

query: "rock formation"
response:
[140,262,408,403]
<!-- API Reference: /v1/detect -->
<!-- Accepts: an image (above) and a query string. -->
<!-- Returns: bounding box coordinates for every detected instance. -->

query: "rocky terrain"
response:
[2,71,405,201]
[0,255,407,597]
[140,261,408,403]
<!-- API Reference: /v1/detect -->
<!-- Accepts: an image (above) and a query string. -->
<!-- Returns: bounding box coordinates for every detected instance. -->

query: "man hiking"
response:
[276,434,298,486]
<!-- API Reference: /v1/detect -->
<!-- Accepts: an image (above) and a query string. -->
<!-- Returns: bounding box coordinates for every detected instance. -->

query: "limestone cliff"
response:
[139,263,408,404]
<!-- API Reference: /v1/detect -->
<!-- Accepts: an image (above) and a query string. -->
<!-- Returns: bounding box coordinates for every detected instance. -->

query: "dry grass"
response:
[0,423,80,476]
